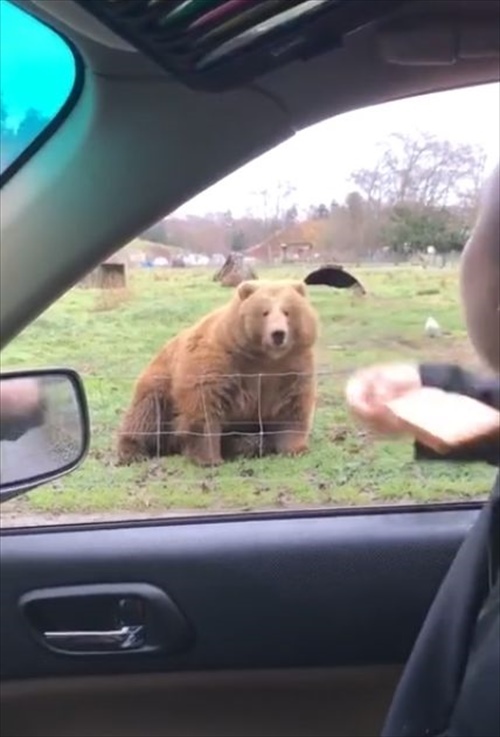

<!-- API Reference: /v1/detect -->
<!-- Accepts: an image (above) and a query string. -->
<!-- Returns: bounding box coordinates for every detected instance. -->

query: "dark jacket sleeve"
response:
[415,363,500,466]
[381,477,500,737]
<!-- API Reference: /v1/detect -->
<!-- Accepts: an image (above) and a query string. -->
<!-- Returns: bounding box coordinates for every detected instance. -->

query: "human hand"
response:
[0,378,45,441]
[345,363,421,435]
[0,378,42,421]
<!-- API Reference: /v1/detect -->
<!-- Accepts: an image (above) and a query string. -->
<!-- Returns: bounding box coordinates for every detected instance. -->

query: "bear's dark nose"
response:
[271,330,286,346]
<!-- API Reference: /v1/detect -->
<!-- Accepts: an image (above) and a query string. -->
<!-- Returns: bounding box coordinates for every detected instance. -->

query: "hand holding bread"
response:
[345,363,500,452]
[345,363,421,435]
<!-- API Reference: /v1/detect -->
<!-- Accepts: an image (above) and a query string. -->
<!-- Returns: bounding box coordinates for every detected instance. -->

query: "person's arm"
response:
[416,363,500,465]
[0,379,46,442]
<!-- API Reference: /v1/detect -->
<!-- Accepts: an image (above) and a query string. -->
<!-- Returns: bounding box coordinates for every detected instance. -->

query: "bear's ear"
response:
[292,282,307,297]
[237,281,259,301]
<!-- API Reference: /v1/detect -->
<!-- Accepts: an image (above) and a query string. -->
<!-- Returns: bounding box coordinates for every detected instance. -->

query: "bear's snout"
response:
[271,329,287,347]
[262,306,290,352]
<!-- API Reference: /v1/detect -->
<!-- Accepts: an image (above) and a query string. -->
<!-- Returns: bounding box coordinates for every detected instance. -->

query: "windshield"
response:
[0,0,78,175]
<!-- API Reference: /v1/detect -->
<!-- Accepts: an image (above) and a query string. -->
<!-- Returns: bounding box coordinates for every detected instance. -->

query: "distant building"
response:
[152,256,169,267]
[245,223,316,263]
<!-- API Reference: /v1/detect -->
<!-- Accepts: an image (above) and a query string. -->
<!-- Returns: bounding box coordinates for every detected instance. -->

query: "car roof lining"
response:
[1,0,499,348]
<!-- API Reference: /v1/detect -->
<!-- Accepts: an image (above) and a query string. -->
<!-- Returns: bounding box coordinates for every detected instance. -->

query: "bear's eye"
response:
[282,309,289,317]
[262,310,270,317]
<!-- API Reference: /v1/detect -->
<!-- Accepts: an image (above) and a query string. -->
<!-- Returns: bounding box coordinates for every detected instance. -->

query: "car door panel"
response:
[0,667,403,737]
[0,507,476,683]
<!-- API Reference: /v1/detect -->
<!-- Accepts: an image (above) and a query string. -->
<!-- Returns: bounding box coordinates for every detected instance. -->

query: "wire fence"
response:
[2,366,492,522]
[117,368,334,463]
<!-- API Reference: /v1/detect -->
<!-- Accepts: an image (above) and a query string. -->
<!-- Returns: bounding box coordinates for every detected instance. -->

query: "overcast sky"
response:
[172,82,500,218]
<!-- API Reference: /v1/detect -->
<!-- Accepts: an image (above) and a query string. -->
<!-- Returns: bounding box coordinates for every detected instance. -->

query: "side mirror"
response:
[0,369,90,502]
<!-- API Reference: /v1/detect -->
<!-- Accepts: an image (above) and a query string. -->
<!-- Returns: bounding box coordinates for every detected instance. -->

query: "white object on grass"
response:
[425,316,441,338]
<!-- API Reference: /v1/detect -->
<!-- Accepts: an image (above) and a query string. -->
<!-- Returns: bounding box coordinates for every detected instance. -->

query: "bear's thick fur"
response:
[117,280,319,466]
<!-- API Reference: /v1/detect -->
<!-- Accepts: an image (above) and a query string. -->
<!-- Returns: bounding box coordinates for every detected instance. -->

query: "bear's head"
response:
[234,280,318,358]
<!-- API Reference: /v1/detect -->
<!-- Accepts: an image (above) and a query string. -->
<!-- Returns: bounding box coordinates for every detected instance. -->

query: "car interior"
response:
[1,1,499,736]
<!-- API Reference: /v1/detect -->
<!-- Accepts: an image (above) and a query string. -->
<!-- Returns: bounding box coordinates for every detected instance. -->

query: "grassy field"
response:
[1,265,494,524]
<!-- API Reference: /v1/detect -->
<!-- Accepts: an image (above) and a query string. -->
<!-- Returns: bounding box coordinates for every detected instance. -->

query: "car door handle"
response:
[43,624,146,652]
[22,583,193,657]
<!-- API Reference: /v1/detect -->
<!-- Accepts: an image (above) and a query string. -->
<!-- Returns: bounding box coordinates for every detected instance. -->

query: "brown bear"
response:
[117,280,319,466]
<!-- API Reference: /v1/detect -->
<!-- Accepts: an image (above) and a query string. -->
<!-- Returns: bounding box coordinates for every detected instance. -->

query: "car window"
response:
[0,0,78,176]
[1,82,498,528]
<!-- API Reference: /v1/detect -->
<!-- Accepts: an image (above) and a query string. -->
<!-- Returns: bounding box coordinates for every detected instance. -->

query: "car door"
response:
[0,495,479,737]
[1,2,497,736]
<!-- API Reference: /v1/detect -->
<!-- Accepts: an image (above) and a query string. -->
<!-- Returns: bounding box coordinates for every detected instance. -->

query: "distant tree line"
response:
[142,132,487,261]
[2,104,485,262]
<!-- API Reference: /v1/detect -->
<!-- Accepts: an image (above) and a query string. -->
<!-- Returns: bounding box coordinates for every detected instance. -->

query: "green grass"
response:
[1,265,494,522]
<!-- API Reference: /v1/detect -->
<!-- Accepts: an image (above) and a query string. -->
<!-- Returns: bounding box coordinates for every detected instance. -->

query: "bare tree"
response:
[251,180,297,230]
[351,132,487,209]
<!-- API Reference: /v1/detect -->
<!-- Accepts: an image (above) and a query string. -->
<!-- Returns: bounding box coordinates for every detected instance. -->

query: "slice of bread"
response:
[386,387,500,454]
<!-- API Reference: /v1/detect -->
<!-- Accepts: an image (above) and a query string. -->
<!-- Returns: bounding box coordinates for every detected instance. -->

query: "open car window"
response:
[1,79,498,528]
[0,0,79,179]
